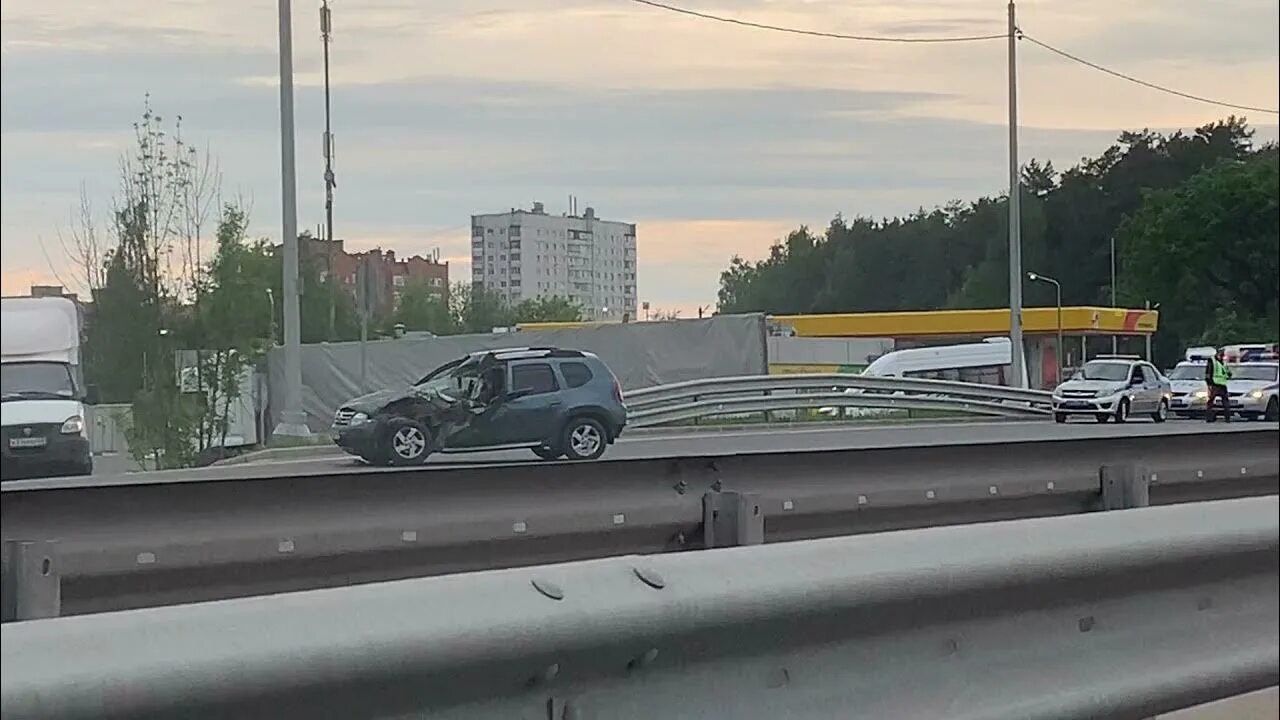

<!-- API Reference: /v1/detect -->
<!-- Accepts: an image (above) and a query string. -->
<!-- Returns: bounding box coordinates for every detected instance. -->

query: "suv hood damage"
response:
[342,385,466,417]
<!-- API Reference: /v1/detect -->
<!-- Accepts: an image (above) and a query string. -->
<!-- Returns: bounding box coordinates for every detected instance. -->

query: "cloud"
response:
[2,0,1277,309]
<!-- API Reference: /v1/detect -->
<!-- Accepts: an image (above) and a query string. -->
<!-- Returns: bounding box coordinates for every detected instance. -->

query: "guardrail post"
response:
[702,491,764,548]
[1099,465,1151,511]
[1,540,61,621]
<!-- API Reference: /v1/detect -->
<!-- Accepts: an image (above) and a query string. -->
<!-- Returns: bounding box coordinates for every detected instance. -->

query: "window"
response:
[1078,361,1132,381]
[511,363,559,395]
[392,275,406,287]
[559,361,593,388]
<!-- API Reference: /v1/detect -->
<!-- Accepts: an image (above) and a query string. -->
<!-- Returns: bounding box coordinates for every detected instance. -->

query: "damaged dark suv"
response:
[331,347,627,465]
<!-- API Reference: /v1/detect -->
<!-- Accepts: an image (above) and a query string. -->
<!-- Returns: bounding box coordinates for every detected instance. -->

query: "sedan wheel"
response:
[1151,399,1168,423]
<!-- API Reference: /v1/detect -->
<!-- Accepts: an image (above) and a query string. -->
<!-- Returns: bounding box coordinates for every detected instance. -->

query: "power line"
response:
[628,0,1008,43]
[626,0,1278,115]
[1020,33,1279,115]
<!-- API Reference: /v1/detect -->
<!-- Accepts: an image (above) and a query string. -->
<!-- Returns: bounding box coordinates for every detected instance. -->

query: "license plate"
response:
[8,436,47,449]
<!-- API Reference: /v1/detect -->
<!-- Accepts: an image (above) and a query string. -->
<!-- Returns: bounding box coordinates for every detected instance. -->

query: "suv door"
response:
[488,361,564,445]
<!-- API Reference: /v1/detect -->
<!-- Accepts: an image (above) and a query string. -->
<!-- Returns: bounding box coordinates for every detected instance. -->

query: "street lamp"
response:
[1027,272,1063,385]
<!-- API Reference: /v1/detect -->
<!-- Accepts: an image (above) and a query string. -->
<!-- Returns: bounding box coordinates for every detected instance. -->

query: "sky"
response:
[2,1,1277,316]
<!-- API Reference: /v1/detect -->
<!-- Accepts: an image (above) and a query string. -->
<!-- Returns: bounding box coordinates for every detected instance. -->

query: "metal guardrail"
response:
[624,373,1052,426]
[3,496,1276,720]
[2,426,1275,621]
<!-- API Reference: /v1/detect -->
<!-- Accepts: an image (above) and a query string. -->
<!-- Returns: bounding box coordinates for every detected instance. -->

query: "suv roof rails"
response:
[485,347,587,361]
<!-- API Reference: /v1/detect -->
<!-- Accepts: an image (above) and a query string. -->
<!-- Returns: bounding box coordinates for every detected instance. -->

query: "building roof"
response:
[772,306,1159,338]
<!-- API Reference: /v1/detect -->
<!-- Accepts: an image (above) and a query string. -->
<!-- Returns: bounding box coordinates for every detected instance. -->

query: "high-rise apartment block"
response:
[471,202,637,322]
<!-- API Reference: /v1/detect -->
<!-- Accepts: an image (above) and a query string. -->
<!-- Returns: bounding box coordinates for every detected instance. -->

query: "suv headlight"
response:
[348,411,370,426]
[61,415,85,435]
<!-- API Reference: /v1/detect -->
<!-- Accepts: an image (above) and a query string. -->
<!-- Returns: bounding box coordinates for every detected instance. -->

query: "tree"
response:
[1117,149,1279,359]
[450,283,513,334]
[715,117,1266,364]
[391,279,455,335]
[511,295,582,324]
[73,98,279,469]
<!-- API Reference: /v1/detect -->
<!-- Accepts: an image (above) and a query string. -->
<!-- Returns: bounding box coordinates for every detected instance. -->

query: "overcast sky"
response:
[2,0,1277,314]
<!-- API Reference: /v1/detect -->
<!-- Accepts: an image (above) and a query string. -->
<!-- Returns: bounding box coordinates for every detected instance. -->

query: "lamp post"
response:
[274,0,310,437]
[1028,272,1063,385]
[1006,1,1026,388]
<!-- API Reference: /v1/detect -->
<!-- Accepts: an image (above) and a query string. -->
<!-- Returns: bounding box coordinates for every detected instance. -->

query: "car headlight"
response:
[60,415,85,435]
[1193,390,1208,399]
[348,412,370,426]
[1249,390,1264,399]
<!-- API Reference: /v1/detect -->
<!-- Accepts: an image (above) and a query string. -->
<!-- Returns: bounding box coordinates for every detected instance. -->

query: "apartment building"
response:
[470,202,637,322]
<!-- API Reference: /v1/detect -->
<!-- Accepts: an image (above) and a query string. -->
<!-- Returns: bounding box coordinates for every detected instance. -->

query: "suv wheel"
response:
[562,417,607,461]
[385,418,432,466]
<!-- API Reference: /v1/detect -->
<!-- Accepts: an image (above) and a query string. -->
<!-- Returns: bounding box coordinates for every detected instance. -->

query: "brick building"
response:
[298,236,449,320]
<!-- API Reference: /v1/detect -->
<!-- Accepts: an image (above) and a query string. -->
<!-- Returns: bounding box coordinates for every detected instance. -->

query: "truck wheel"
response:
[384,418,432,466]
[562,417,607,461]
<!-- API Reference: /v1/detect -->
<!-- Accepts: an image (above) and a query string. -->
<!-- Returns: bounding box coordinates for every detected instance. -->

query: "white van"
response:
[1,297,94,479]
[861,337,1030,387]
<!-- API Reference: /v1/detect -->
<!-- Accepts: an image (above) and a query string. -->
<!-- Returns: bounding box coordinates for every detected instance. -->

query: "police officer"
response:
[1204,349,1233,423]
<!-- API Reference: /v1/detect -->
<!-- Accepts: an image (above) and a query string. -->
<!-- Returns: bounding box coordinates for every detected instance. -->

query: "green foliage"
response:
[390,279,455,335]
[511,295,583,324]
[385,282,584,336]
[1117,150,1279,357]
[716,117,1272,363]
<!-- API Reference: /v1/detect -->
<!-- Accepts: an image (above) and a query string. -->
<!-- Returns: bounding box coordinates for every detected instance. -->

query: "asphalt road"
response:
[25,417,1275,490]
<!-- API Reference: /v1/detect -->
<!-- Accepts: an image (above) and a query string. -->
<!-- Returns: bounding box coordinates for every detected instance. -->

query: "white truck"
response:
[1,297,94,479]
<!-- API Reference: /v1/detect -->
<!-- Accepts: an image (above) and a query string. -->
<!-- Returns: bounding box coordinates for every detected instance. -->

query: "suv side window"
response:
[511,363,559,395]
[559,361,594,388]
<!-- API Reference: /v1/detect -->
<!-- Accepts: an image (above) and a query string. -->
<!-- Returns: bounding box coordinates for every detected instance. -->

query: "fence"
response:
[3,496,1275,719]
[84,403,130,456]
[624,373,1053,426]
[3,426,1275,620]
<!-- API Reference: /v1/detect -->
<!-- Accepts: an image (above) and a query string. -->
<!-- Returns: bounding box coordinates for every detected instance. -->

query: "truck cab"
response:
[1,297,94,480]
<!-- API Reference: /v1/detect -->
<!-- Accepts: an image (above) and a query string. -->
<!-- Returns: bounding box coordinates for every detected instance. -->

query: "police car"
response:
[1226,359,1279,421]
[1166,360,1208,418]
[1051,356,1172,423]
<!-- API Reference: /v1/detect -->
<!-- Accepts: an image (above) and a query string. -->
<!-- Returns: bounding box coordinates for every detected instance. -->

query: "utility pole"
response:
[275,0,310,437]
[1110,234,1118,355]
[321,0,337,341]
[1006,1,1026,388]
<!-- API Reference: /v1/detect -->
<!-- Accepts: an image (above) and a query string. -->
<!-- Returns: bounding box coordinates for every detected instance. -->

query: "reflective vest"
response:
[1211,358,1232,385]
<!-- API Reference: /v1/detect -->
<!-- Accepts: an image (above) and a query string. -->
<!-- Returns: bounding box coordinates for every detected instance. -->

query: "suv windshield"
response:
[1231,364,1279,382]
[415,358,481,396]
[1168,364,1204,380]
[1,362,76,401]
[1075,361,1131,382]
